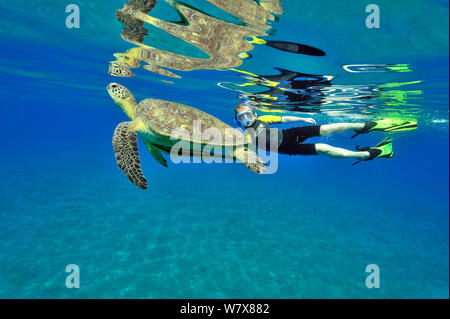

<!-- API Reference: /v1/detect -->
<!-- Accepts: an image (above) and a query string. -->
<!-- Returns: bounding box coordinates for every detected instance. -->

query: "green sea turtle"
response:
[107,83,266,190]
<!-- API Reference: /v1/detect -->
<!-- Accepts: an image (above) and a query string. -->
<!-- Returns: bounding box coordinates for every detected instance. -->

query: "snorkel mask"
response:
[235,109,257,127]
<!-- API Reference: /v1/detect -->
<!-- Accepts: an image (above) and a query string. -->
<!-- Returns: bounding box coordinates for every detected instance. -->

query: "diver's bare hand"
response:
[302,118,317,125]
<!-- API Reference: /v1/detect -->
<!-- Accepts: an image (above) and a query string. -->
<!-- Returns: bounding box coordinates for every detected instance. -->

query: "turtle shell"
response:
[136,99,245,146]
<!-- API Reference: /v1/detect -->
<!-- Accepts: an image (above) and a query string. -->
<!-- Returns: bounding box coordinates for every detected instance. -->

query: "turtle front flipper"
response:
[234,147,266,174]
[113,121,148,190]
[144,141,168,168]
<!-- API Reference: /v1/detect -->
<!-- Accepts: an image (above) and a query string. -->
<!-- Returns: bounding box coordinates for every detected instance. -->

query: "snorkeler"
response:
[235,104,418,164]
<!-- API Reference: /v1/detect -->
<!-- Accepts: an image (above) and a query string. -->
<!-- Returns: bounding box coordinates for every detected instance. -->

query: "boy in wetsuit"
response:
[234,105,385,162]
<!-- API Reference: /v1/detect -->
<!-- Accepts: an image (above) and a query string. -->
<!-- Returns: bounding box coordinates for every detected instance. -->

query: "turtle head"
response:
[107,83,137,119]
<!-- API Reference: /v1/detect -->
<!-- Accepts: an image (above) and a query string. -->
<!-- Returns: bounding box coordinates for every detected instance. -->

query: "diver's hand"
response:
[301,118,317,125]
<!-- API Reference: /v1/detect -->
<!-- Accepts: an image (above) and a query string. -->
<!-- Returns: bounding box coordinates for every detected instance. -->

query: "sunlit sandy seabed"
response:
[0,0,448,298]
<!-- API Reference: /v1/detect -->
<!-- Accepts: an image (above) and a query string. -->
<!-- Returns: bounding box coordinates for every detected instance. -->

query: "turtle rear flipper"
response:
[144,142,168,168]
[234,147,266,174]
[113,122,148,190]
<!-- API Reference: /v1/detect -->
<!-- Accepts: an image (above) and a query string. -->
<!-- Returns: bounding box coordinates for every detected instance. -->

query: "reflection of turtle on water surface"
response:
[110,0,288,78]
[116,0,157,43]
[107,83,266,190]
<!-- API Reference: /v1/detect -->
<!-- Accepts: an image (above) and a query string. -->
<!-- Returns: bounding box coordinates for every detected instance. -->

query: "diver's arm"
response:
[282,116,317,125]
[257,115,283,124]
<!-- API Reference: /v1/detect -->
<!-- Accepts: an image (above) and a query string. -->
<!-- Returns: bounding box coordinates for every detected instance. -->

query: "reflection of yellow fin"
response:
[387,64,412,72]
[239,82,258,87]
[231,68,259,77]
[238,52,251,59]
[378,80,422,89]
[261,79,280,88]
[247,36,267,45]
[232,69,281,88]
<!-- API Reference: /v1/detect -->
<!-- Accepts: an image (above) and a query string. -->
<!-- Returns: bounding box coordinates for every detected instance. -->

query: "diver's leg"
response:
[315,143,370,160]
[319,123,365,136]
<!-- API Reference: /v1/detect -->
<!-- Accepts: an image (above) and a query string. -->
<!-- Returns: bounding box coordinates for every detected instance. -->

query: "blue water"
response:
[0,0,448,299]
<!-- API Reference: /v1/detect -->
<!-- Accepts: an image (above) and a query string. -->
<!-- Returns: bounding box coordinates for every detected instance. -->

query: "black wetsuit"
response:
[246,120,321,155]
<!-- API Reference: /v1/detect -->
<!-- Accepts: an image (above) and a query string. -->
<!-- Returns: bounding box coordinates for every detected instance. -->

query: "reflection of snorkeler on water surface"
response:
[220,68,334,113]
[235,104,418,165]
[224,67,422,116]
